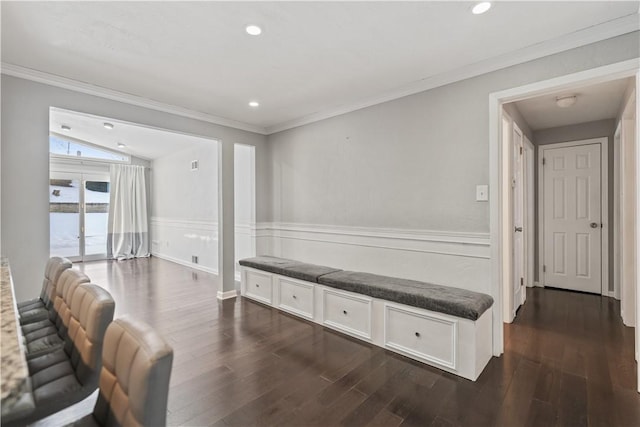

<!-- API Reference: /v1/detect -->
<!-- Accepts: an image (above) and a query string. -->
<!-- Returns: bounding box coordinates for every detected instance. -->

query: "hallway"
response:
[501,287,638,426]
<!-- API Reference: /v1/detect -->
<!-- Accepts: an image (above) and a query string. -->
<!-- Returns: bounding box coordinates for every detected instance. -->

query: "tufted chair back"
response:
[65,284,115,388]
[53,269,91,334]
[92,317,174,427]
[40,257,72,308]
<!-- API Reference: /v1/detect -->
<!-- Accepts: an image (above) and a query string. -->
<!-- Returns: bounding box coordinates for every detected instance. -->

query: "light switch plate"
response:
[476,185,489,201]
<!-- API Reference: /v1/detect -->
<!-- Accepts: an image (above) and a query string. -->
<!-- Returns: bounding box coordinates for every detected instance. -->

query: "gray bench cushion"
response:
[318,271,493,321]
[239,256,342,283]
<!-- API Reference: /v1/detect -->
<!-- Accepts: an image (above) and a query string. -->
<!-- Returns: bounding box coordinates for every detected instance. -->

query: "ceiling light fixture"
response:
[245,25,262,36]
[249,101,260,108]
[61,125,71,131]
[117,142,126,148]
[103,122,114,130]
[472,2,492,14]
[556,95,577,108]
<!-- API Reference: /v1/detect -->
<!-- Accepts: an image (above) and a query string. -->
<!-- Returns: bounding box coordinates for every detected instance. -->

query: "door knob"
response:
[514,226,523,232]
[590,222,599,229]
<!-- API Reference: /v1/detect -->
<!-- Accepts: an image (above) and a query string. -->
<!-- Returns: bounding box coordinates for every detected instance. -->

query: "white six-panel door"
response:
[542,143,602,294]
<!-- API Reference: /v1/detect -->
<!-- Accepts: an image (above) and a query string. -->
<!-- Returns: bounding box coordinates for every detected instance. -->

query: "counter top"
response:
[1,258,31,407]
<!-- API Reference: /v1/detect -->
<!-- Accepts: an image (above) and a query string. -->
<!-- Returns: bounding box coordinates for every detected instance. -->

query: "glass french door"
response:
[50,172,110,262]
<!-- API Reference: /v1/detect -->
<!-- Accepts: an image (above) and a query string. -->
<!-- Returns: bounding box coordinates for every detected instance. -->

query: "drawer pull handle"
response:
[415,332,421,338]
[292,295,297,299]
[343,310,348,315]
[255,284,260,288]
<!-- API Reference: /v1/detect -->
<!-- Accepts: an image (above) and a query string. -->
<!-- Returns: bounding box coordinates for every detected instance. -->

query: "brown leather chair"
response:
[68,317,174,427]
[22,269,91,359]
[4,284,116,426]
[18,257,72,325]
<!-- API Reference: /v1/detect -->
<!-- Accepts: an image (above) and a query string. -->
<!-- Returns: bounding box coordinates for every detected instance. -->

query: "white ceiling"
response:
[3,2,639,133]
[50,108,214,160]
[513,77,632,131]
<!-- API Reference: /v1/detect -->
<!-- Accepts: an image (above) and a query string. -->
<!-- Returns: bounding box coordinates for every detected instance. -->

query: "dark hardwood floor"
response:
[36,257,639,426]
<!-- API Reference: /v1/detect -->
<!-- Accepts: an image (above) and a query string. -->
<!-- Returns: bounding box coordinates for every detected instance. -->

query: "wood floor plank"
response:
[556,372,588,427]
[433,373,481,426]
[524,399,557,427]
[339,359,412,426]
[494,358,540,427]
[366,408,404,427]
[397,375,456,426]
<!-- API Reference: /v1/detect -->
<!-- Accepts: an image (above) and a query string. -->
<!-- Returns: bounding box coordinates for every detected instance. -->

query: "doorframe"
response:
[524,136,535,291]
[613,122,622,300]
[488,58,639,360]
[537,138,609,295]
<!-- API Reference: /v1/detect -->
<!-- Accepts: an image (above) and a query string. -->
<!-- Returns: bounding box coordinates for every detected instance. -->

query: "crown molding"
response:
[0,63,268,135]
[266,13,640,134]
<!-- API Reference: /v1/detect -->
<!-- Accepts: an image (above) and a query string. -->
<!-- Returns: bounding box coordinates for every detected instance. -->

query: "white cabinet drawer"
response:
[323,289,372,340]
[277,278,314,319]
[244,270,273,305]
[384,304,458,370]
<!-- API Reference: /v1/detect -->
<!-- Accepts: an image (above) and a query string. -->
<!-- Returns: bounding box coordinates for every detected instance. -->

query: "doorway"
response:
[490,59,639,391]
[49,172,110,262]
[539,139,607,294]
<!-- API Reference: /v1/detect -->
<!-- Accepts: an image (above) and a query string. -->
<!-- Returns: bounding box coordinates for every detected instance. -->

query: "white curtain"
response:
[107,164,149,260]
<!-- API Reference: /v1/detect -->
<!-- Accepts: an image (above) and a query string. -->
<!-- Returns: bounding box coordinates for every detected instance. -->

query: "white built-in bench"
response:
[239,256,494,381]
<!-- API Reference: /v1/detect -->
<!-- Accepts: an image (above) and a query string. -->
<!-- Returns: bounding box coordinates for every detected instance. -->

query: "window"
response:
[49,135,129,162]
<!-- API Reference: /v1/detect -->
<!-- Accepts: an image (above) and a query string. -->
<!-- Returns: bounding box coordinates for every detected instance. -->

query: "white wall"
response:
[1,75,268,301]
[151,142,218,273]
[263,32,639,296]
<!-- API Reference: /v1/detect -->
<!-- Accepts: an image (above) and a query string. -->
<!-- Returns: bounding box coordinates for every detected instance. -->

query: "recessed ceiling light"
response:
[61,125,71,132]
[104,122,114,130]
[556,95,577,108]
[249,101,260,108]
[472,2,491,14]
[245,25,262,36]
[117,142,126,148]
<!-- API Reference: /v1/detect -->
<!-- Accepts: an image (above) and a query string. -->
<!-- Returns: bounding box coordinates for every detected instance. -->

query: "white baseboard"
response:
[217,289,238,300]
[532,280,618,299]
[151,252,218,275]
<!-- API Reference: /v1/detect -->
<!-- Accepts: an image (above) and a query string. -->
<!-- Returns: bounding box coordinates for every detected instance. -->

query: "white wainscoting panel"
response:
[255,222,491,295]
[235,223,256,280]
[151,217,218,274]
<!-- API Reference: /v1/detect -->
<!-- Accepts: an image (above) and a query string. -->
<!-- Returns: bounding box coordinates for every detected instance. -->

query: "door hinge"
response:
[520,277,524,287]
[519,146,523,155]
[543,265,546,273]
[542,157,546,165]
